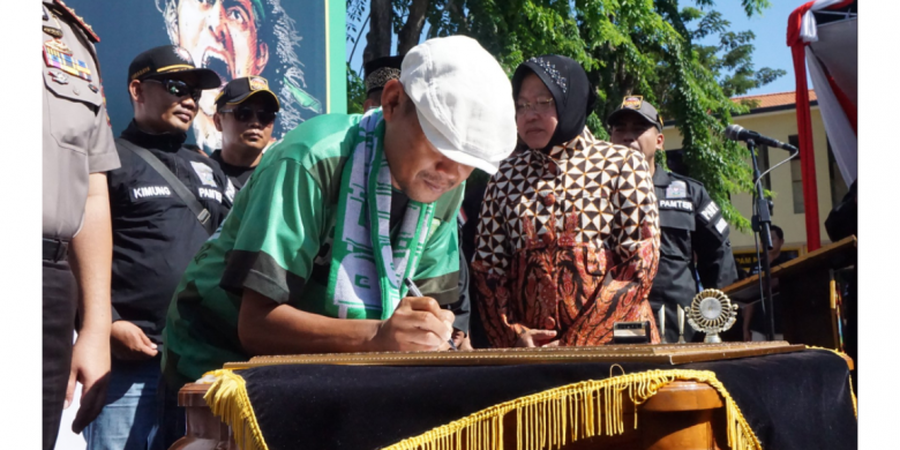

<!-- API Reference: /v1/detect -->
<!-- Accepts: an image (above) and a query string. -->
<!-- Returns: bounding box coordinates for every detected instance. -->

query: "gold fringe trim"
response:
[804,345,858,418]
[384,369,761,450]
[202,369,270,450]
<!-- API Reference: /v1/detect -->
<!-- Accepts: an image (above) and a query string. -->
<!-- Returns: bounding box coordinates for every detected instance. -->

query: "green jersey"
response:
[162,113,463,386]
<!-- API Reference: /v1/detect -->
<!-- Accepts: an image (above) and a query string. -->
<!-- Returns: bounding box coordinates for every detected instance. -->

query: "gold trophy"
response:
[686,289,738,344]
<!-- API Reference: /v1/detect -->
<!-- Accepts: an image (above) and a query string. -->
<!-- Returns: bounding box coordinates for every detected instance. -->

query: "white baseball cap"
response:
[399,36,517,175]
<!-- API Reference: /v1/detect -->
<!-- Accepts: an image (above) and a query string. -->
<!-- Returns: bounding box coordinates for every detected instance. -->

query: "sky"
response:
[698,0,814,97]
[345,0,819,98]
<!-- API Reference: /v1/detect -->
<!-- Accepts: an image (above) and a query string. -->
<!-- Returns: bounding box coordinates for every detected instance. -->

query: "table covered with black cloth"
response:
[207,349,855,450]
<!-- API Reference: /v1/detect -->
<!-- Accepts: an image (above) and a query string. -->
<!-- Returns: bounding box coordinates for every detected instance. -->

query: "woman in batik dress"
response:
[471,55,660,348]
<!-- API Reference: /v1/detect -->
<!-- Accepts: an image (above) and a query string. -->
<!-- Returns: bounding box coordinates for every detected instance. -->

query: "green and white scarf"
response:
[325,110,435,320]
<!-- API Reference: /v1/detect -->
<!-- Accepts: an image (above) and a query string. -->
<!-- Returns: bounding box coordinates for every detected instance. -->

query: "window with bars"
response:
[758,144,771,191]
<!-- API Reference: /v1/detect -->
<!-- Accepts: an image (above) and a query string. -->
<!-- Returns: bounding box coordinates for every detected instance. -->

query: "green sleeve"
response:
[220,158,324,304]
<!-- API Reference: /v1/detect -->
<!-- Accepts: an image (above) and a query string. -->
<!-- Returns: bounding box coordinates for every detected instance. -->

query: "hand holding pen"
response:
[404,278,458,351]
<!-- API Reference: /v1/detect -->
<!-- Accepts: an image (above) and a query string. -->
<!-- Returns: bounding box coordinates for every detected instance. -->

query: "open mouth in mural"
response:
[201,50,231,87]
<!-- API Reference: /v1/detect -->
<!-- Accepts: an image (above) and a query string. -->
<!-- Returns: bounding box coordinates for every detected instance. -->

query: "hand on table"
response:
[110,321,158,361]
[371,297,455,352]
[67,329,111,433]
[514,316,558,348]
[515,329,558,347]
[451,329,473,351]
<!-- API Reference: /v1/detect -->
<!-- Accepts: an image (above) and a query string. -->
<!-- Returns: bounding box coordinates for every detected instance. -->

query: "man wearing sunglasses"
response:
[83,45,233,450]
[208,76,279,193]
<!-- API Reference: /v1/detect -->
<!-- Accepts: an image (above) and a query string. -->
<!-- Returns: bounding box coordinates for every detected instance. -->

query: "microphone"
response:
[725,124,798,152]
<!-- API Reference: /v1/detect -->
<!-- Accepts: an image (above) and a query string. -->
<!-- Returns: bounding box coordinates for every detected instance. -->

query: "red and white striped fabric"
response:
[787,0,856,251]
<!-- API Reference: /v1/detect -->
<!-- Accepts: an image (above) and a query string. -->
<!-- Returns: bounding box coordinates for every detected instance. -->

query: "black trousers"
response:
[43,260,77,450]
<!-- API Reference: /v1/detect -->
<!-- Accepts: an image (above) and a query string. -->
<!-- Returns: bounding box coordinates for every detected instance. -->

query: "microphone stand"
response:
[747,139,776,341]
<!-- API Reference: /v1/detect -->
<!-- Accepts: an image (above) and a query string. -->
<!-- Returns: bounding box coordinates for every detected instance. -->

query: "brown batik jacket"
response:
[472,128,660,347]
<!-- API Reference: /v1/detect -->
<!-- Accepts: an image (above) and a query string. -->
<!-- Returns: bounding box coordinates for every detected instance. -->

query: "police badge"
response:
[190,161,218,188]
[621,95,644,110]
[249,76,269,91]
[666,180,687,199]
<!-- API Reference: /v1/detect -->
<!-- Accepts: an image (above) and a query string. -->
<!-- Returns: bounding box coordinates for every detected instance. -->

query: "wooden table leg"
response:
[639,381,727,450]
[168,383,236,450]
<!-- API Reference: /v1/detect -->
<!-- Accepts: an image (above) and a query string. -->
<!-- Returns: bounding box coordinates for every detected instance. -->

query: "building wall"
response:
[661,105,839,254]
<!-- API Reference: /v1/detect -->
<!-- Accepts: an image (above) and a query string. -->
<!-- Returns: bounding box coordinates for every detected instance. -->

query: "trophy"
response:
[686,289,738,344]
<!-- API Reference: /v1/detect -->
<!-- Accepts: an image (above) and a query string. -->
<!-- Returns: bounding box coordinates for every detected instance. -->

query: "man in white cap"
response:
[161,35,515,390]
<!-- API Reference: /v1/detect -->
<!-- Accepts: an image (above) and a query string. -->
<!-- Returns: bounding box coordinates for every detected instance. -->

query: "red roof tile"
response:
[732,90,817,109]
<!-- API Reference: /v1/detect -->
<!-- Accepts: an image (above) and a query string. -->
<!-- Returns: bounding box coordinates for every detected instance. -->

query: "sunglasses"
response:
[219,106,278,126]
[144,78,203,101]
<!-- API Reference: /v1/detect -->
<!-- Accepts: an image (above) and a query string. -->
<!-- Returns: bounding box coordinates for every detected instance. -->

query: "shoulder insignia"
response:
[52,0,100,43]
[699,201,720,223]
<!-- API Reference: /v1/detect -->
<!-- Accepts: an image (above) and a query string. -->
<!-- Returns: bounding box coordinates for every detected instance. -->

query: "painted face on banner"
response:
[176,0,269,80]
[174,0,270,149]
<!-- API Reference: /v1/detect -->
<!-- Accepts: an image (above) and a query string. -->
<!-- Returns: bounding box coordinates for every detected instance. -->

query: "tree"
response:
[688,8,787,99]
[347,0,784,230]
[346,63,367,114]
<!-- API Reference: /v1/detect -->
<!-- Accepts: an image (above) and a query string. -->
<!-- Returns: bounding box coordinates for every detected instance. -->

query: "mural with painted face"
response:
[157,0,324,150]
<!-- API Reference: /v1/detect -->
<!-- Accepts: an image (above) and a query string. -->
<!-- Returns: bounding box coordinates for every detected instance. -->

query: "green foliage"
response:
[346,63,366,115]
[585,113,609,141]
[346,0,368,43]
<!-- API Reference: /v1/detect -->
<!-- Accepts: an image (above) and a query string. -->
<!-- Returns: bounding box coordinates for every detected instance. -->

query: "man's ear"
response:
[380,79,404,122]
[656,130,665,151]
[128,79,142,104]
[213,112,223,132]
[254,42,270,75]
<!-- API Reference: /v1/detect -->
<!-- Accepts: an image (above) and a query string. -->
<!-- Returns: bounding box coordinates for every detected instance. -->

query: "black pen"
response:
[403,278,458,351]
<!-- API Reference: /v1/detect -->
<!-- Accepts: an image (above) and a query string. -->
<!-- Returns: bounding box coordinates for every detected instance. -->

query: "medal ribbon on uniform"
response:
[43,39,92,82]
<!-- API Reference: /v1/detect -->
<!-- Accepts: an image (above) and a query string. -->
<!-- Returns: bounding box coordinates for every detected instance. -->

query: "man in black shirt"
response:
[608,96,738,343]
[208,76,280,194]
[83,45,230,450]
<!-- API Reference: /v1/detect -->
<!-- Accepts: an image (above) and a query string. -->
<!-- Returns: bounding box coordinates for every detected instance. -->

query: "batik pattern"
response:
[472,128,660,347]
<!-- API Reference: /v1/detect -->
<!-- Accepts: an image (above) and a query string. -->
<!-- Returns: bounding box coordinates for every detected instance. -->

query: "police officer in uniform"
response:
[42,1,121,448]
[82,45,230,450]
[608,96,738,343]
